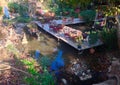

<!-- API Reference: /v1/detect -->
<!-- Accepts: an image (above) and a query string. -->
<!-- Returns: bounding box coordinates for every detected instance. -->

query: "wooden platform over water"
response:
[35,19,103,51]
[52,18,84,25]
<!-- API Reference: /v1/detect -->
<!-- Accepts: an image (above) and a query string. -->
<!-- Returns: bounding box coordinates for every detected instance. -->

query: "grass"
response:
[16,16,32,23]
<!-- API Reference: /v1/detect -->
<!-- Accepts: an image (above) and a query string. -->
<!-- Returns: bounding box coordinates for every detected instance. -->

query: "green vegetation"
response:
[7,2,30,23]
[16,16,32,23]
[18,4,28,17]
[0,6,2,14]
[80,10,96,22]
[88,31,99,45]
[8,2,29,17]
[2,18,15,25]
[8,2,20,13]
[100,28,118,50]
[43,0,92,17]
[3,16,32,24]
[6,44,20,57]
[38,56,52,68]
[99,5,120,17]
[21,59,55,85]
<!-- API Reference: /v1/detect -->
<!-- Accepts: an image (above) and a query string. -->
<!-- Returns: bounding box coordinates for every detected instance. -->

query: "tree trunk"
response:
[115,16,120,49]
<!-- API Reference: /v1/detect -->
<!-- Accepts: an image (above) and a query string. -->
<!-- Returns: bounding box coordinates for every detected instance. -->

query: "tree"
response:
[96,0,120,49]
[55,0,92,9]
[109,0,120,49]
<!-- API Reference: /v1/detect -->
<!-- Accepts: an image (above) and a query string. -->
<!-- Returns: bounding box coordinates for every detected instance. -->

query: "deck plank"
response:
[35,20,103,51]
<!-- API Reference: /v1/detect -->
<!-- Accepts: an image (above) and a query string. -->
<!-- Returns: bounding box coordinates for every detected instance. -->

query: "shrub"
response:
[0,6,2,14]
[8,2,19,13]
[80,10,96,22]
[100,28,118,50]
[16,17,31,23]
[88,31,99,45]
[21,59,55,85]
[18,4,28,17]
[38,56,52,68]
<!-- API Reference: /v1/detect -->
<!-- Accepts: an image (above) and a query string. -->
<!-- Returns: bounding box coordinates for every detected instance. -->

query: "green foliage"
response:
[101,6,120,16]
[21,59,55,85]
[8,2,29,17]
[95,0,120,17]
[54,0,92,9]
[21,59,40,85]
[53,6,79,18]
[6,44,20,56]
[8,2,20,13]
[100,28,118,50]
[47,0,92,17]
[39,67,55,85]
[88,31,99,45]
[38,56,52,68]
[25,77,39,85]
[21,59,38,75]
[80,10,96,22]
[18,4,28,17]
[40,0,94,17]
[0,6,2,14]
[2,16,31,25]
[16,16,32,23]
[2,19,15,25]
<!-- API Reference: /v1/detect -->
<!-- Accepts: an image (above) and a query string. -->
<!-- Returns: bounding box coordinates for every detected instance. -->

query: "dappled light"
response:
[0,0,120,85]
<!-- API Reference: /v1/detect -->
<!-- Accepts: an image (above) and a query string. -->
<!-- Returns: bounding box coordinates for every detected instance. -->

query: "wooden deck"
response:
[52,18,84,25]
[35,19,103,51]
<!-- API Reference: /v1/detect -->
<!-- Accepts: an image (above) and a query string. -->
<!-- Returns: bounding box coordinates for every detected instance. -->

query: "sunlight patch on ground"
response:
[27,38,57,55]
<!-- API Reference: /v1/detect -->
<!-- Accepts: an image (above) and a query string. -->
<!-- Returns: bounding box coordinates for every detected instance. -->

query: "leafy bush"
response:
[38,56,52,68]
[40,68,55,85]
[8,2,19,13]
[88,31,99,45]
[51,4,79,17]
[16,17,31,23]
[0,6,2,14]
[18,4,28,17]
[100,28,118,50]
[8,2,29,17]
[21,59,55,85]
[80,10,96,22]
[50,0,91,16]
